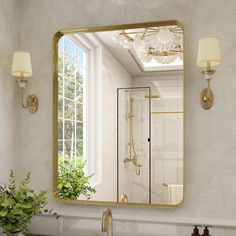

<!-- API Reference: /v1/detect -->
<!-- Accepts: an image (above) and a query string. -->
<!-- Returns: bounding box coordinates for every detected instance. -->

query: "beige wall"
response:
[0,0,19,183]
[16,0,236,225]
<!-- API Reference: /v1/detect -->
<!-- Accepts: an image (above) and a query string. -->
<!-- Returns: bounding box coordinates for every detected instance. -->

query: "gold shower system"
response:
[123,90,160,175]
[123,92,142,175]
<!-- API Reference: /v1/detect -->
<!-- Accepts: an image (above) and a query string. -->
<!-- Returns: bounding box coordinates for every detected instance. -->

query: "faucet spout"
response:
[101,208,113,236]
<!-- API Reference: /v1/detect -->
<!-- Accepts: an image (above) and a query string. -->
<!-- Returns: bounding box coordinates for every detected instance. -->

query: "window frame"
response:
[58,33,102,186]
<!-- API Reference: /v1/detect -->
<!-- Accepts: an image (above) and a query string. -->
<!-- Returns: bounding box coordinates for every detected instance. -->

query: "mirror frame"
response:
[52,20,185,208]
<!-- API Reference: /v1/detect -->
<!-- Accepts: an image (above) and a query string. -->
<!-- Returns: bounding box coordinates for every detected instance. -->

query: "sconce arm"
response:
[206,79,211,99]
[21,88,28,108]
[200,69,214,110]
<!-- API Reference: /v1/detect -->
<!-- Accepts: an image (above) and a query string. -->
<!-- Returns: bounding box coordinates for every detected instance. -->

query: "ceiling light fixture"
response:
[113,26,183,65]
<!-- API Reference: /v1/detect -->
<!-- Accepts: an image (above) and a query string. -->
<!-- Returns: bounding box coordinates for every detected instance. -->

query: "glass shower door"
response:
[117,87,151,204]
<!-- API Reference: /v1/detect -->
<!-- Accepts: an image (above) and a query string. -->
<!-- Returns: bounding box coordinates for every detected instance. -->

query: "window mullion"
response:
[62,37,65,160]
[74,44,77,167]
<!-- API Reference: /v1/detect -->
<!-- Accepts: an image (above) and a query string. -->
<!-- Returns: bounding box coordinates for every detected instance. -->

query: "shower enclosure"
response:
[117,86,183,205]
[117,87,151,204]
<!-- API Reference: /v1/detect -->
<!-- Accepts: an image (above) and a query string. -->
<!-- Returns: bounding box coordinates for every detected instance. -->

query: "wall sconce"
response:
[197,37,221,110]
[11,51,38,113]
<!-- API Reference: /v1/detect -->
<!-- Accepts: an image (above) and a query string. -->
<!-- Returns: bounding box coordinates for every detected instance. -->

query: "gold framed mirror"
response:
[53,20,184,208]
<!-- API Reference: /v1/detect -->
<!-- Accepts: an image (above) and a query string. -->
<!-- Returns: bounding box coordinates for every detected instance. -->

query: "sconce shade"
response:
[197,37,221,68]
[11,51,32,77]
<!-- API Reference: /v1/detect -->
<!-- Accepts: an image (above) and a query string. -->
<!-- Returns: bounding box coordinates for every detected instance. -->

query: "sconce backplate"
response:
[201,88,213,110]
[27,95,38,114]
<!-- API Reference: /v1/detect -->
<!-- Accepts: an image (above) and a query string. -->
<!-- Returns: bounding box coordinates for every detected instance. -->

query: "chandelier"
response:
[112,26,183,65]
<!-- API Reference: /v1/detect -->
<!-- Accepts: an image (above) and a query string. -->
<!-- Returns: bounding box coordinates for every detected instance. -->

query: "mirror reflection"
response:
[54,21,184,206]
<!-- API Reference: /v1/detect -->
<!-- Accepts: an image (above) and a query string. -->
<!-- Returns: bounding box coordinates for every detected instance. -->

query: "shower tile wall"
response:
[132,75,183,204]
[151,90,183,204]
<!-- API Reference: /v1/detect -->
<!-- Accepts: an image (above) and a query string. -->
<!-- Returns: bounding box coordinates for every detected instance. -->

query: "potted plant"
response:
[0,170,58,236]
[57,155,96,200]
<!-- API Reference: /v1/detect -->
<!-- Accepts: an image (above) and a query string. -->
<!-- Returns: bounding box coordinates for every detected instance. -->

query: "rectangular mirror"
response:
[53,20,184,207]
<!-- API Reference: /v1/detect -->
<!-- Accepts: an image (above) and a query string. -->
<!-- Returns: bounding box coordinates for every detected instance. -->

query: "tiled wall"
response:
[132,75,184,205]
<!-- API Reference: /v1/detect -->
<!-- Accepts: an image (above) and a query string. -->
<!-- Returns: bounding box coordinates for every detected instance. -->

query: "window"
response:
[58,36,87,161]
[58,34,102,186]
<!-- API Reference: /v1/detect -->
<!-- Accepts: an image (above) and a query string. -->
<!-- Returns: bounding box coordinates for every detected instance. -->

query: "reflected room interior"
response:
[55,23,184,206]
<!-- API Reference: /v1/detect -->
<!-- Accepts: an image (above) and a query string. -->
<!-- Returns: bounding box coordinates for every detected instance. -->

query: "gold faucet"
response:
[102,208,113,236]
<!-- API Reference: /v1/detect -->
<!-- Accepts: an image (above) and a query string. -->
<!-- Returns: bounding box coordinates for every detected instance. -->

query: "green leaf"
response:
[12,209,23,215]
[1,202,9,207]
[0,210,8,217]
[2,198,15,206]
[57,183,63,189]
[65,182,72,188]
[21,204,32,209]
